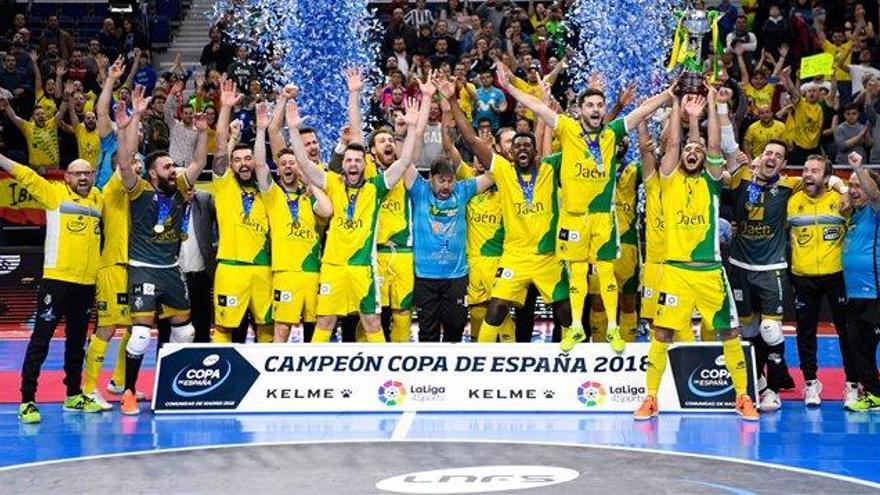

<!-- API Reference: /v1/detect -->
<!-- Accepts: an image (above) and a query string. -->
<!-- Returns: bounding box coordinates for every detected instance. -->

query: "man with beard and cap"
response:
[841,152,880,412]
[0,152,103,424]
[725,140,803,412]
[787,155,859,408]
[210,79,274,344]
[634,89,758,422]
[291,84,423,344]
[496,62,675,353]
[587,136,640,344]
[115,85,208,415]
[255,102,333,343]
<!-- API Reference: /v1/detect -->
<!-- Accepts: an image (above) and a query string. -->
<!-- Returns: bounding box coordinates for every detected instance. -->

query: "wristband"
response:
[334,141,347,154]
[716,103,729,115]
[706,154,725,166]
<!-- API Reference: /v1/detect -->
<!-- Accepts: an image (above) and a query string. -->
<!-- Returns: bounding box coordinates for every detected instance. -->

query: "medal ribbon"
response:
[515,166,537,205]
[747,174,779,206]
[346,185,361,223]
[241,190,255,217]
[286,190,300,226]
[586,133,604,173]
[179,202,192,238]
[154,192,173,232]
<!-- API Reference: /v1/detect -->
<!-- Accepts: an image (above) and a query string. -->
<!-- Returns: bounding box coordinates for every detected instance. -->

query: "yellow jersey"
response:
[262,181,322,273]
[616,162,639,246]
[644,171,665,263]
[787,188,847,276]
[99,173,131,268]
[23,118,60,169]
[555,114,627,214]
[512,76,543,121]
[744,82,776,110]
[823,39,853,81]
[213,170,270,265]
[786,99,824,150]
[458,162,504,257]
[322,171,389,266]
[744,119,787,158]
[660,167,722,264]
[490,152,560,255]
[74,123,101,167]
[35,88,57,117]
[458,82,479,121]
[10,163,102,284]
[368,166,411,250]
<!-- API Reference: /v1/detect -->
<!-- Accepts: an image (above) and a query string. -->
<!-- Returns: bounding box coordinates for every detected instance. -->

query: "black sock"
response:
[125,352,144,393]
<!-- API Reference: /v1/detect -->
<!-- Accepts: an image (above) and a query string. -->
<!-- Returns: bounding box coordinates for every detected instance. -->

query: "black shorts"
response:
[128,265,190,318]
[727,265,788,320]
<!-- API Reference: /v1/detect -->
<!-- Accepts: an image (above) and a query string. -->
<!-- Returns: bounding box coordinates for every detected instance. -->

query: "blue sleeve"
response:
[95,134,117,190]
[459,178,478,202]
[410,175,427,202]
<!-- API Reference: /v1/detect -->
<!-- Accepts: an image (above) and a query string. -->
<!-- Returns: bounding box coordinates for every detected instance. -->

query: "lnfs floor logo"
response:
[577,381,606,407]
[379,380,407,406]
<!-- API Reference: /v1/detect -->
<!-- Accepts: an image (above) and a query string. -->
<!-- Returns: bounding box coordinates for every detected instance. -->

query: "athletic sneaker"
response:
[120,390,140,416]
[759,389,781,412]
[845,392,880,412]
[107,380,146,400]
[606,326,626,354]
[844,382,861,409]
[560,326,586,352]
[18,402,41,424]
[87,390,113,411]
[63,393,103,413]
[803,379,822,407]
[735,395,760,421]
[633,395,659,420]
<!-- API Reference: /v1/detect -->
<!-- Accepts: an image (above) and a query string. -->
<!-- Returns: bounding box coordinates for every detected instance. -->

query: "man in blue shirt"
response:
[407,160,494,342]
[841,152,880,412]
[473,70,506,132]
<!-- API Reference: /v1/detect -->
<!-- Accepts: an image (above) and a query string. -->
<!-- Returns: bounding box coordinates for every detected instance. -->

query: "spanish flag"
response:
[0,170,65,225]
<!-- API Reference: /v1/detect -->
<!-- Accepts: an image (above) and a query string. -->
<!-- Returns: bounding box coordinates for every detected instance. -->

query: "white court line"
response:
[0,438,878,489]
[391,411,416,441]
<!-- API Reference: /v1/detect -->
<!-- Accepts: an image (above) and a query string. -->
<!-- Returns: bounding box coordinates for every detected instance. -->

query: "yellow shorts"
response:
[640,262,664,320]
[214,263,274,327]
[467,255,500,306]
[587,243,639,295]
[557,210,619,263]
[316,263,380,316]
[96,264,130,328]
[273,271,319,324]
[376,250,414,310]
[490,252,569,305]
[654,263,739,333]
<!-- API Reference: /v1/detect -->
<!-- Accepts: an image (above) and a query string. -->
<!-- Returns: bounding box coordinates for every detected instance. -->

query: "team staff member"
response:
[407,159,494,341]
[788,155,858,407]
[1,153,103,424]
[841,152,880,412]
[292,85,424,343]
[635,88,758,421]
[115,85,208,415]
[211,80,274,344]
[497,63,674,353]
[254,103,332,343]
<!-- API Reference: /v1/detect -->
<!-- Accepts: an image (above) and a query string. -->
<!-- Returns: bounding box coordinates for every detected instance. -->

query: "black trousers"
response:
[513,285,563,343]
[792,273,856,382]
[415,276,468,342]
[846,299,880,396]
[20,279,95,402]
[157,270,213,348]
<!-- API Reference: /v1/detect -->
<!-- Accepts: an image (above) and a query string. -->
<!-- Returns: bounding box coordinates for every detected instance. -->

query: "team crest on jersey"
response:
[142,283,155,296]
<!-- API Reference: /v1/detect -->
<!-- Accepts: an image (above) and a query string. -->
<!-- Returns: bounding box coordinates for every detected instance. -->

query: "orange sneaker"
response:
[634,395,659,420]
[735,394,759,421]
[120,390,140,416]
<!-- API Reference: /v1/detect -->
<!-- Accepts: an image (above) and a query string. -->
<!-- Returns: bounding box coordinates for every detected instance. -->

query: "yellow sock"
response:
[311,328,333,343]
[620,311,638,342]
[723,338,748,396]
[498,316,515,343]
[355,321,368,342]
[256,326,274,343]
[469,305,487,341]
[83,337,109,394]
[700,322,716,342]
[595,261,619,328]
[390,311,412,342]
[590,310,608,343]
[365,330,386,343]
[568,261,589,328]
[478,321,501,343]
[112,331,128,385]
[212,328,233,343]
[646,339,670,396]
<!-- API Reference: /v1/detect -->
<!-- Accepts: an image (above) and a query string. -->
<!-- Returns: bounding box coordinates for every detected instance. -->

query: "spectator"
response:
[389,36,411,77]
[65,49,91,86]
[716,0,739,40]
[459,15,482,55]
[760,4,791,58]
[417,100,443,171]
[473,70,507,131]
[835,102,870,163]
[131,49,158,96]
[744,105,788,159]
[477,0,509,37]
[0,52,31,113]
[165,81,201,167]
[227,46,255,91]
[200,25,235,73]
[863,80,880,163]
[98,18,121,61]
[433,19,460,55]
[838,45,880,97]
[120,18,149,58]
[781,70,829,164]
[846,3,875,40]
[727,15,758,54]
[404,0,435,29]
[437,0,466,39]
[1,87,68,170]
[39,16,75,62]
[60,107,100,168]
[383,8,416,56]
[143,92,170,154]
[2,13,26,46]
[429,38,457,69]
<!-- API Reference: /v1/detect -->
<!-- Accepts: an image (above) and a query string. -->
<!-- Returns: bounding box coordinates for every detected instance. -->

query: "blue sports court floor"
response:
[0,335,878,493]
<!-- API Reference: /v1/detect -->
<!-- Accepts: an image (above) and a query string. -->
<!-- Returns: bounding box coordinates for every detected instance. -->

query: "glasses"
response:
[66,170,95,178]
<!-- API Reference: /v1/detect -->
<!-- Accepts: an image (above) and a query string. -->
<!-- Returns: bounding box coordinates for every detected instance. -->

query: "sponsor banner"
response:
[0,171,66,225]
[668,342,759,408]
[152,343,756,414]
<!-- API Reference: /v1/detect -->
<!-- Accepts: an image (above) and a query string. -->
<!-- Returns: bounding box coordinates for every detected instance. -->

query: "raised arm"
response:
[344,67,365,146]
[97,56,125,137]
[659,96,682,177]
[605,83,636,124]
[164,80,184,127]
[705,85,723,179]
[0,98,25,131]
[54,81,72,124]
[386,94,429,189]
[735,44,751,87]
[187,112,209,185]
[310,184,333,218]
[118,86,151,190]
[254,101,272,192]
[623,81,676,132]
[780,67,800,103]
[849,151,880,210]
[269,84,297,157]
[214,79,242,176]
[436,74,495,169]
[286,99,326,190]
[495,61,559,127]
[29,51,43,93]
